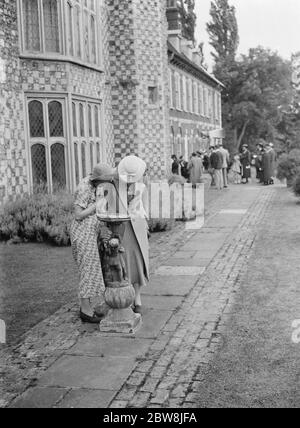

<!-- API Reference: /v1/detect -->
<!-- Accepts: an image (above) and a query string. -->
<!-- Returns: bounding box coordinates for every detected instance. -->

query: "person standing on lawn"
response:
[70,164,115,324]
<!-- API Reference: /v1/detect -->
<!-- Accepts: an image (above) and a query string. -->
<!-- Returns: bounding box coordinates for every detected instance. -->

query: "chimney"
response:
[166,0,182,32]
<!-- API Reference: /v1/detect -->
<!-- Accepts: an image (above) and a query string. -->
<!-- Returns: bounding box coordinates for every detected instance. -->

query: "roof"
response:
[167,41,224,88]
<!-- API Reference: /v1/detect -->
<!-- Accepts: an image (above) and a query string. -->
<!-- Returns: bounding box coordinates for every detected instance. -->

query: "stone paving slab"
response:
[164,258,212,267]
[38,355,137,390]
[205,213,245,229]
[134,310,173,339]
[67,337,152,358]
[155,266,206,276]
[56,389,115,409]
[143,275,198,296]
[142,295,183,311]
[11,387,68,409]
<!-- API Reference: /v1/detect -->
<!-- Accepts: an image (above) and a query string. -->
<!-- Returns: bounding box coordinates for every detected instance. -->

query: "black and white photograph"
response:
[0,0,300,411]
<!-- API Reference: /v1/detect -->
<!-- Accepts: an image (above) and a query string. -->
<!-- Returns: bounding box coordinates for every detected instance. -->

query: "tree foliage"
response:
[207,0,295,154]
[179,0,197,44]
[207,0,239,63]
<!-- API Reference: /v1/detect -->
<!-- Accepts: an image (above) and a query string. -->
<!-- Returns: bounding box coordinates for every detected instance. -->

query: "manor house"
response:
[0,0,223,203]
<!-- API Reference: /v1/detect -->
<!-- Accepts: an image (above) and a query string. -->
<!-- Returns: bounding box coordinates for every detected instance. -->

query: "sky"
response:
[195,0,300,70]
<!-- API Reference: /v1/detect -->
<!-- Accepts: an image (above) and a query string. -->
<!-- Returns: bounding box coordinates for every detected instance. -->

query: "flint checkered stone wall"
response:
[0,0,26,204]
[107,0,170,178]
[0,0,171,204]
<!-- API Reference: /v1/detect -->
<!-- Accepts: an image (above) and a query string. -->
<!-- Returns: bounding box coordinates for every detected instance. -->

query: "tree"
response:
[179,0,197,44]
[206,0,239,63]
[225,48,292,152]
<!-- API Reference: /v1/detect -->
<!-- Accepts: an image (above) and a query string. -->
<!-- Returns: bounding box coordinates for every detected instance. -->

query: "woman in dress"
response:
[231,154,242,184]
[70,164,115,323]
[118,156,150,315]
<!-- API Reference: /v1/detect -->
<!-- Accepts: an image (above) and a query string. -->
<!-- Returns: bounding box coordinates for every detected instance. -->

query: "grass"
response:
[0,243,77,345]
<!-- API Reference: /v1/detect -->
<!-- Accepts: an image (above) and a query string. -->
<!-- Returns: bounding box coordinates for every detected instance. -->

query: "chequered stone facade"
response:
[0,0,222,204]
[107,0,170,178]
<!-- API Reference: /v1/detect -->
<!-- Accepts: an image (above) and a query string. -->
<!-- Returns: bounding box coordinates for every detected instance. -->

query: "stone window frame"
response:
[18,0,103,71]
[25,94,70,193]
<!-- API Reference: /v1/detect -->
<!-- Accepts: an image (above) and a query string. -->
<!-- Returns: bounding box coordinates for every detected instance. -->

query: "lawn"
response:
[0,243,78,346]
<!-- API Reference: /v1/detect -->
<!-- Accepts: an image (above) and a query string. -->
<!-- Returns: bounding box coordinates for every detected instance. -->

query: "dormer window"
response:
[18,0,102,69]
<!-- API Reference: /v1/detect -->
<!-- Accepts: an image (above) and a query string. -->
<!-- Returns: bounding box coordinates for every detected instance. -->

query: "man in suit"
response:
[210,146,224,190]
[219,142,230,188]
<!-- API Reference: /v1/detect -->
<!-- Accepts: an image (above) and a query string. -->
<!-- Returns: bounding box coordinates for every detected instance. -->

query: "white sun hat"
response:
[118,155,147,184]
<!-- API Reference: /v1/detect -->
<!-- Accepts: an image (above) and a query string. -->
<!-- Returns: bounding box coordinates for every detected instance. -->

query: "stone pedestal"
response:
[99,219,142,335]
[100,281,142,334]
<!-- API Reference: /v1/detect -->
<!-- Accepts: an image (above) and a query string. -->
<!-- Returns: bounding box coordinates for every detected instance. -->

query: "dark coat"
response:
[269,149,277,177]
[262,151,272,183]
[210,151,223,170]
[240,150,251,179]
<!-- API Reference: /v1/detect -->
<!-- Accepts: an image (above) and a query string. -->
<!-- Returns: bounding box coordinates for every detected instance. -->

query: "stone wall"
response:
[107,0,170,178]
[0,0,26,203]
[0,0,172,204]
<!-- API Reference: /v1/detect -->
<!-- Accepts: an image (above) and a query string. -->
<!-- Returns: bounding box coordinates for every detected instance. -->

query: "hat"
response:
[90,163,116,182]
[118,155,147,184]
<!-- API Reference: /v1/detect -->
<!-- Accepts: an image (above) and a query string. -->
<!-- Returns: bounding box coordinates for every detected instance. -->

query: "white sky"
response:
[195,0,300,70]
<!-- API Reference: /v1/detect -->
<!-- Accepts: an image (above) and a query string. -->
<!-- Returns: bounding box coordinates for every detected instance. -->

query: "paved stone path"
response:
[2,182,278,408]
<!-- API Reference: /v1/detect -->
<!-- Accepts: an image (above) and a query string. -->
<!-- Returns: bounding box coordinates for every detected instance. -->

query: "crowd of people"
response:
[171,141,277,189]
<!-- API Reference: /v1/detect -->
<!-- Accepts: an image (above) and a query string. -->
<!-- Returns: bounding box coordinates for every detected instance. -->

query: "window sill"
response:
[20,53,104,73]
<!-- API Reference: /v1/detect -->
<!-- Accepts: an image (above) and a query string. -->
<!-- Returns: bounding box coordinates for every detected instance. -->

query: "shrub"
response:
[293,173,300,198]
[0,191,74,246]
[148,218,175,233]
[277,149,300,186]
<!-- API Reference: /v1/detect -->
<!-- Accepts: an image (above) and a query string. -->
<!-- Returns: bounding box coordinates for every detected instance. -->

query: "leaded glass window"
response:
[72,99,103,184]
[27,97,68,193]
[43,0,59,53]
[90,143,94,169]
[74,142,79,185]
[81,143,87,177]
[95,106,100,137]
[29,101,45,138]
[88,105,93,137]
[72,102,77,137]
[51,143,66,188]
[79,104,85,137]
[96,142,101,164]
[23,0,40,52]
[48,101,64,137]
[31,144,47,185]
[67,2,74,56]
